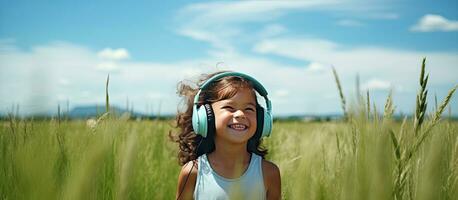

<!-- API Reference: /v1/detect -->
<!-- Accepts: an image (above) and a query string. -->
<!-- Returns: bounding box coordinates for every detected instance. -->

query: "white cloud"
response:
[1,38,457,116]
[362,79,391,91]
[259,24,288,38]
[252,37,458,87]
[96,61,120,72]
[254,38,338,59]
[58,78,70,86]
[305,62,328,73]
[146,92,164,99]
[97,48,130,60]
[180,1,341,23]
[252,36,458,115]
[410,14,458,32]
[0,41,198,115]
[3,1,453,117]
[57,94,69,101]
[0,42,97,114]
[178,28,236,53]
[176,0,395,53]
[274,89,290,98]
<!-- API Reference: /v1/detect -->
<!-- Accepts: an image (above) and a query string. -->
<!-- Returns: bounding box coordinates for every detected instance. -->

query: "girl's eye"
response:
[246,107,255,112]
[222,106,234,110]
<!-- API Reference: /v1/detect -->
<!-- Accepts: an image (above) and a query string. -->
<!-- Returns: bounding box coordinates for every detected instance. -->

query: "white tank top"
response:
[194,153,266,200]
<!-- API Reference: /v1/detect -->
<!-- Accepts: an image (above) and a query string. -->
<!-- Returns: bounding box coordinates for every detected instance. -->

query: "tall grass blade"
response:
[413,57,428,135]
[356,73,361,104]
[332,67,347,120]
[389,130,401,160]
[106,74,110,113]
[383,89,394,121]
[409,85,458,162]
[366,90,371,120]
[431,85,457,125]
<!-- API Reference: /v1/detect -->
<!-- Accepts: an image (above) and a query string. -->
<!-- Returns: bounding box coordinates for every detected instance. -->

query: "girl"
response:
[171,71,281,199]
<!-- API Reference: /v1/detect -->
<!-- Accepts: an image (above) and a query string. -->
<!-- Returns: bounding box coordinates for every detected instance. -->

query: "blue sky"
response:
[0,0,457,116]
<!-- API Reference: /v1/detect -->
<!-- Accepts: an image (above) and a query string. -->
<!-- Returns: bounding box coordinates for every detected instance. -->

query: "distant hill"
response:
[0,104,171,120]
[68,105,148,119]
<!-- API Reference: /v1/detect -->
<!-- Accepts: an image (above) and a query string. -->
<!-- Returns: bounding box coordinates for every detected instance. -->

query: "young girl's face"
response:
[211,87,257,144]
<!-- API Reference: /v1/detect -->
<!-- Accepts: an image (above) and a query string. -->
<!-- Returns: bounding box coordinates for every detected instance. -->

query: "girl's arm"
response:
[175,161,198,200]
[262,160,281,200]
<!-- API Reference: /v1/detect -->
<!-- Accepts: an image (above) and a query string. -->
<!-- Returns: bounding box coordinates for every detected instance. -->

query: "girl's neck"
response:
[209,139,251,166]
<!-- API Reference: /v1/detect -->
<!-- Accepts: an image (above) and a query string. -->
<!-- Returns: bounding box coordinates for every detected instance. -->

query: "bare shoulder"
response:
[179,160,198,177]
[262,160,280,176]
[262,160,281,200]
[176,160,198,200]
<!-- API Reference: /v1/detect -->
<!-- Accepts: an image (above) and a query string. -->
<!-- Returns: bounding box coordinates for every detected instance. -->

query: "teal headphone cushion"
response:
[203,104,215,137]
[255,104,264,138]
[262,108,272,137]
[192,104,215,138]
[256,104,272,137]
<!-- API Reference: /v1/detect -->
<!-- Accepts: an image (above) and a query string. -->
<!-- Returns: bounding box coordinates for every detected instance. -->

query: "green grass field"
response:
[1,117,457,199]
[1,59,457,199]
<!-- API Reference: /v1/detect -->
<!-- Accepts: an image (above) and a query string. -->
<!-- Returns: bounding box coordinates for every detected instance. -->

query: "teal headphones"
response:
[192,72,273,138]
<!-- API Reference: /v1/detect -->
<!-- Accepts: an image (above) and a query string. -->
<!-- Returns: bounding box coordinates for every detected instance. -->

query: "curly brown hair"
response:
[170,71,268,166]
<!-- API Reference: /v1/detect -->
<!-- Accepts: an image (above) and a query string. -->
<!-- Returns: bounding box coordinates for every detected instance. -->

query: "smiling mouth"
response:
[227,124,248,131]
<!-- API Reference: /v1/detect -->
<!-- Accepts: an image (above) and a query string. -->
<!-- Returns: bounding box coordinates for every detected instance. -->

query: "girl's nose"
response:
[233,110,246,119]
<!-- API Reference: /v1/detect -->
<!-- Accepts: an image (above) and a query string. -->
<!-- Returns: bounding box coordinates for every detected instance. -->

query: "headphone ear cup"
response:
[255,105,264,138]
[192,104,209,137]
[192,105,199,134]
[203,104,215,138]
[262,108,272,137]
[256,104,272,138]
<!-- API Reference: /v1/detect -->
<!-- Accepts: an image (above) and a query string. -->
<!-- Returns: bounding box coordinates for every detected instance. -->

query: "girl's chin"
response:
[223,128,256,141]
[226,127,249,134]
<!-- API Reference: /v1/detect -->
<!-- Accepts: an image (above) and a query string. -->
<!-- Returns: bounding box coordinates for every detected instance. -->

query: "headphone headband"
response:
[193,72,271,113]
